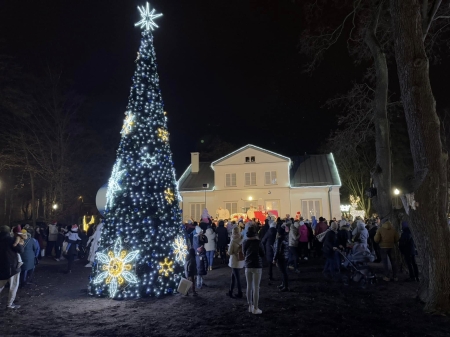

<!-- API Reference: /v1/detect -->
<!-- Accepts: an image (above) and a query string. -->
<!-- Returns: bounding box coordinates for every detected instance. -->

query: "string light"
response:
[89,3,183,299]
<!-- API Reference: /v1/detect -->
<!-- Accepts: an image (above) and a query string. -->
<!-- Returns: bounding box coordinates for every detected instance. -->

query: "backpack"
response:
[238,243,245,261]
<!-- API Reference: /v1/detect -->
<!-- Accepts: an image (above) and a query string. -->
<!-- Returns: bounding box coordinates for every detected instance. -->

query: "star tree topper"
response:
[134,2,163,31]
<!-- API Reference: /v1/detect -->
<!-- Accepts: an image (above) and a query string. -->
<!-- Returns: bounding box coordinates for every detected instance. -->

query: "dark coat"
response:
[273,234,289,262]
[399,228,416,256]
[216,224,228,247]
[258,221,269,240]
[243,238,265,268]
[21,237,37,271]
[261,227,277,262]
[195,254,208,276]
[184,255,197,278]
[322,230,338,258]
[0,232,24,280]
[337,228,351,248]
[315,221,329,236]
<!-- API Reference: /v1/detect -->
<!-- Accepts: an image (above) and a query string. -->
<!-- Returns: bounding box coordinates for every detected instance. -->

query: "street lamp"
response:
[52,204,58,210]
[394,188,400,195]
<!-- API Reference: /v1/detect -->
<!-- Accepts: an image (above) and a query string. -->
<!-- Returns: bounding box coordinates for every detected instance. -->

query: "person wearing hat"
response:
[0,225,24,309]
[314,217,329,258]
[19,228,37,287]
[322,222,341,280]
[192,226,208,288]
[243,225,265,315]
[64,224,81,274]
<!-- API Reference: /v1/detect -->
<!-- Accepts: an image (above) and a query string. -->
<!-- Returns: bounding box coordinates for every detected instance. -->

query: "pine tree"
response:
[89,2,187,299]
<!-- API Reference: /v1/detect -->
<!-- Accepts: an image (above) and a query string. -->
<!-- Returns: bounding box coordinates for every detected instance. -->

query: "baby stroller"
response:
[339,250,376,288]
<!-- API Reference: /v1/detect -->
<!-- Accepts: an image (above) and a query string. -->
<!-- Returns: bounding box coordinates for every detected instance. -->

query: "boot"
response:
[226,290,234,298]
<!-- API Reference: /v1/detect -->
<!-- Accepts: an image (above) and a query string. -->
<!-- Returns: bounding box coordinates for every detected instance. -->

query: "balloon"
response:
[96,183,108,214]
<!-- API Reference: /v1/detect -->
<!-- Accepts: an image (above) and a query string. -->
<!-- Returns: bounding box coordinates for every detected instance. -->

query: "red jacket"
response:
[315,221,329,236]
[298,224,309,242]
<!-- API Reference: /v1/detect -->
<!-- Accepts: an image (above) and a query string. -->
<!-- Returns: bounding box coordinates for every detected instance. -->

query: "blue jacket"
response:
[21,237,37,271]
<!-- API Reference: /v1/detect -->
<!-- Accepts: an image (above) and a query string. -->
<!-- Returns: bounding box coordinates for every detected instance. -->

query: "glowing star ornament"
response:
[172,235,188,264]
[164,188,174,204]
[158,128,169,142]
[158,257,174,277]
[93,238,139,298]
[106,160,126,209]
[121,112,135,135]
[134,2,163,31]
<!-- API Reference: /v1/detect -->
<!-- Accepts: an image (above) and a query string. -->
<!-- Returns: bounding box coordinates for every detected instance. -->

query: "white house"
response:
[177,144,341,222]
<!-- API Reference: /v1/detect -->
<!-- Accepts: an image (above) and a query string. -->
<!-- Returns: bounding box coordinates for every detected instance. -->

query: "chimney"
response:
[191,152,199,173]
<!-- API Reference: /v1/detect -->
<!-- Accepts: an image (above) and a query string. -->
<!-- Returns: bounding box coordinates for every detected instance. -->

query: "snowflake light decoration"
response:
[106,160,126,209]
[121,112,135,135]
[93,238,139,298]
[158,128,169,142]
[134,2,163,31]
[140,153,157,168]
[164,188,174,204]
[158,257,174,277]
[172,235,188,264]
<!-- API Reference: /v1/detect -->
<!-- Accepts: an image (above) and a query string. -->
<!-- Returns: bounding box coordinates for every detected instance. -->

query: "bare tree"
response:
[390,0,450,313]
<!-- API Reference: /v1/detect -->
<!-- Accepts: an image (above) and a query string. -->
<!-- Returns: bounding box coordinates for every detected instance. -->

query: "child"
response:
[12,226,24,268]
[184,248,197,296]
[65,224,81,254]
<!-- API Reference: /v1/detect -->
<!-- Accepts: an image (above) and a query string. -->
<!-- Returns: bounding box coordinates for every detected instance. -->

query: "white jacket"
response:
[204,228,217,251]
[228,237,245,269]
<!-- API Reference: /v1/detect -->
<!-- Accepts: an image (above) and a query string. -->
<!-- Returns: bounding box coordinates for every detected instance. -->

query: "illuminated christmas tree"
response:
[89,2,187,299]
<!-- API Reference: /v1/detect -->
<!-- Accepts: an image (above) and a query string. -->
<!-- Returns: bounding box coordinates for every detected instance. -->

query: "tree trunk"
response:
[390,0,450,313]
[365,0,393,220]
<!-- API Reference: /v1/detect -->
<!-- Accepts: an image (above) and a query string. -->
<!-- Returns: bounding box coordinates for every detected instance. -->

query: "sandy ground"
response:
[0,255,449,337]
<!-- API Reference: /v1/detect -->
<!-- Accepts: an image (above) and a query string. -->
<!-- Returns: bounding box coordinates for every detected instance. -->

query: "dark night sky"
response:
[1,0,449,179]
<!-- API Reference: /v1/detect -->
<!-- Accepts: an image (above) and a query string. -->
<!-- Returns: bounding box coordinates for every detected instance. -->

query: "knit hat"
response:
[12,225,22,234]
[21,229,28,235]
[195,226,202,234]
[247,226,257,238]
[319,217,325,222]
[0,225,10,233]
[231,226,241,241]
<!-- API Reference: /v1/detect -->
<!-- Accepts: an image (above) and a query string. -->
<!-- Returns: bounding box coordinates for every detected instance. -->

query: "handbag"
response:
[237,244,245,261]
[196,246,205,255]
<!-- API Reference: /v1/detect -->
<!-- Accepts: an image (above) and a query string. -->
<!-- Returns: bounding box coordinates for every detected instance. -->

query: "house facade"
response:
[177,144,341,222]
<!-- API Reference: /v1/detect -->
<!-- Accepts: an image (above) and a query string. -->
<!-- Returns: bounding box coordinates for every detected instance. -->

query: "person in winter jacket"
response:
[204,228,217,271]
[184,248,197,296]
[216,220,228,264]
[374,219,399,281]
[227,226,244,298]
[315,217,329,258]
[337,220,351,252]
[0,225,24,309]
[243,226,265,315]
[19,229,37,287]
[288,221,300,273]
[399,222,419,282]
[25,228,40,284]
[258,219,269,241]
[351,220,369,253]
[322,222,340,280]
[46,221,59,257]
[368,221,381,263]
[298,220,310,260]
[261,219,277,281]
[193,226,208,288]
[273,225,290,292]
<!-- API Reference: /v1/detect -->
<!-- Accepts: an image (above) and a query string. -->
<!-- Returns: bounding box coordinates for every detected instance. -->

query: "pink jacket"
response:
[298,224,309,243]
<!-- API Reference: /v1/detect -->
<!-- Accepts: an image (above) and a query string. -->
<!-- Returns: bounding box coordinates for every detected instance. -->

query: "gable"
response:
[211,144,290,167]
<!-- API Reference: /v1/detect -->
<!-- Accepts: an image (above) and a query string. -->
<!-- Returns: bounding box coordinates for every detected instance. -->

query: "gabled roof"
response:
[290,153,341,187]
[211,144,290,167]
[177,162,214,192]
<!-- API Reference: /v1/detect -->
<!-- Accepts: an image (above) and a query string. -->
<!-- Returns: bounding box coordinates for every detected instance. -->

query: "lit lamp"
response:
[52,204,58,210]
[394,188,400,195]
[249,196,253,201]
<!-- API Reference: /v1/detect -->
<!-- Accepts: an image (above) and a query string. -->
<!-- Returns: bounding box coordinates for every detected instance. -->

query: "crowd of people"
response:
[0,211,418,313]
[182,211,419,315]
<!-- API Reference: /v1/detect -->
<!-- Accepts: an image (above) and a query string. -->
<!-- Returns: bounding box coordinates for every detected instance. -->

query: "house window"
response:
[245,156,255,163]
[225,173,236,187]
[190,203,205,222]
[225,202,238,215]
[245,172,256,186]
[301,199,322,219]
[264,171,277,185]
[265,200,280,212]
